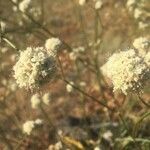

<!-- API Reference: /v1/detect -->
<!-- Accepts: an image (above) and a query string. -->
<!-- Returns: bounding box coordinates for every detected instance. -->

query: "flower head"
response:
[101,49,149,95]
[13,47,56,89]
[145,52,150,67]
[34,119,43,125]
[103,130,113,142]
[22,119,43,135]
[133,37,150,55]
[126,0,149,29]
[31,93,41,109]
[94,0,103,10]
[42,92,51,105]
[19,0,31,12]
[45,38,62,53]
[66,81,74,93]
[94,147,101,150]
[22,120,35,135]
[126,0,136,8]
[79,0,86,6]
[134,8,142,19]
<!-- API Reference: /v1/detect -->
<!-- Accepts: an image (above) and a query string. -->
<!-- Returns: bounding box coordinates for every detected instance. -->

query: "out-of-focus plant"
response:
[0,0,149,149]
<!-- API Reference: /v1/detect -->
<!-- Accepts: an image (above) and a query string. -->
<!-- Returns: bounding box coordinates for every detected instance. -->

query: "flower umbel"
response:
[45,38,62,53]
[133,37,150,55]
[13,47,56,89]
[101,49,149,95]
[22,120,35,135]
[22,119,43,135]
[19,0,31,12]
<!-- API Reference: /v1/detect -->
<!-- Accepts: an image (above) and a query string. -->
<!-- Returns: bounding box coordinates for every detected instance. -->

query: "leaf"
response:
[62,136,85,150]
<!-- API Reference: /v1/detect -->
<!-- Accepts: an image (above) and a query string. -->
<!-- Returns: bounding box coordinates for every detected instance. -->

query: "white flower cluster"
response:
[144,52,150,67]
[66,81,74,93]
[45,38,62,53]
[12,0,18,3]
[12,0,41,21]
[78,0,103,9]
[19,0,31,12]
[32,8,42,19]
[31,92,51,109]
[102,130,113,142]
[94,147,101,150]
[79,0,86,6]
[101,49,149,95]
[133,37,150,67]
[94,0,103,10]
[13,47,56,89]
[31,93,41,109]
[48,141,63,150]
[126,0,150,29]
[133,37,150,55]
[69,46,85,60]
[42,92,51,105]
[22,119,43,135]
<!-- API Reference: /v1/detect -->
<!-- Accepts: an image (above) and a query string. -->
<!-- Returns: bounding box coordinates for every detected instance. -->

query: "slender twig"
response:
[57,56,113,111]
[40,0,44,23]
[72,0,89,49]
[39,104,65,145]
[113,96,142,150]
[137,93,150,108]
[14,136,27,150]
[93,9,108,100]
[9,0,72,52]
[39,105,56,129]
[1,36,19,51]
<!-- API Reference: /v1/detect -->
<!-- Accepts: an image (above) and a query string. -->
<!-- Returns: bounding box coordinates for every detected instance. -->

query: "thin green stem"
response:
[133,111,150,138]
[118,112,142,150]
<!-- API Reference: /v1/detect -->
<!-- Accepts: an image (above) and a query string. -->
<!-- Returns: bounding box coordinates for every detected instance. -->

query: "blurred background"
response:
[0,0,150,149]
